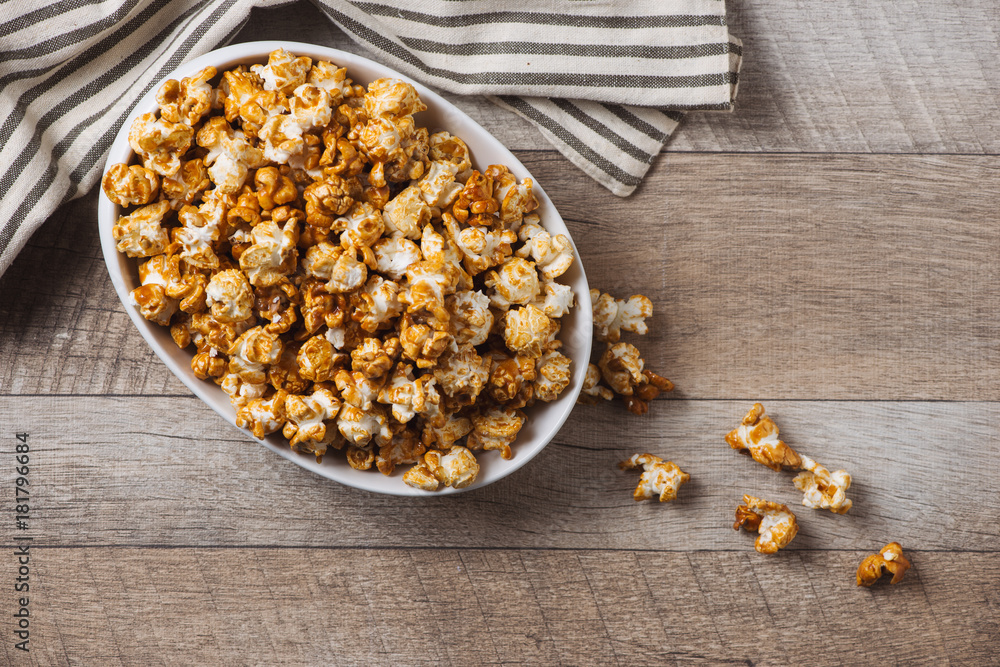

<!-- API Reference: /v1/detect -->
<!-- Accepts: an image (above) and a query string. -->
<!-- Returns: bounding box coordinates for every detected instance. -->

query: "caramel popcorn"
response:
[503,305,558,359]
[107,49,577,490]
[591,289,652,343]
[102,163,159,207]
[403,446,480,491]
[794,454,853,514]
[725,403,803,472]
[128,112,193,176]
[157,66,216,127]
[733,495,799,554]
[467,404,525,459]
[578,363,613,403]
[619,453,690,502]
[857,543,911,586]
[112,200,172,257]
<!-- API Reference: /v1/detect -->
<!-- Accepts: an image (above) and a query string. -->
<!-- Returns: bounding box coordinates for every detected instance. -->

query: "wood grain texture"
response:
[1,548,995,666]
[3,396,997,551]
[3,154,998,399]
[233,0,1000,153]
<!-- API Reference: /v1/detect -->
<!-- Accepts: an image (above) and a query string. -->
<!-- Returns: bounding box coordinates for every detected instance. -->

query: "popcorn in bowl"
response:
[102,46,587,493]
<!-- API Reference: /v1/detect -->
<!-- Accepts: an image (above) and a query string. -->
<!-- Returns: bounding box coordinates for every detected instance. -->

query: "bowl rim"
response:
[98,40,592,496]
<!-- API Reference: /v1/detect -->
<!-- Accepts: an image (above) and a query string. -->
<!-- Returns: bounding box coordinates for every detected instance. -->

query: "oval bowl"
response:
[98,40,592,495]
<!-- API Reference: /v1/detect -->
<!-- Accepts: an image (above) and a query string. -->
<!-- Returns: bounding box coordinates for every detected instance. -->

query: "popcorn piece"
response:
[162,159,211,206]
[297,334,347,382]
[467,405,525,460]
[504,305,558,359]
[451,170,498,226]
[447,290,493,347]
[485,257,539,309]
[417,160,463,209]
[239,218,300,287]
[337,403,393,447]
[373,234,421,280]
[364,78,427,119]
[383,186,431,239]
[487,351,536,408]
[351,336,401,379]
[308,61,350,103]
[228,326,284,386]
[254,280,298,334]
[128,112,193,176]
[281,388,342,457]
[267,347,311,394]
[254,166,297,211]
[346,444,375,471]
[157,66,216,126]
[591,289,652,343]
[429,131,471,173]
[857,543,911,586]
[289,84,332,131]
[219,68,264,123]
[353,276,403,333]
[794,454,853,514]
[433,345,490,406]
[236,390,287,439]
[102,163,159,207]
[376,428,426,476]
[196,117,264,193]
[421,410,473,450]
[534,350,571,402]
[445,214,516,276]
[531,280,574,319]
[578,363,613,403]
[205,268,254,323]
[252,48,312,95]
[401,261,453,328]
[304,177,355,227]
[130,282,178,326]
[619,454,690,502]
[725,403,803,472]
[139,253,207,314]
[403,446,480,491]
[173,198,226,270]
[338,202,385,251]
[377,362,442,423]
[335,369,383,411]
[517,222,573,280]
[733,495,799,554]
[112,200,172,258]
[488,164,539,228]
[420,223,472,291]
[397,318,451,371]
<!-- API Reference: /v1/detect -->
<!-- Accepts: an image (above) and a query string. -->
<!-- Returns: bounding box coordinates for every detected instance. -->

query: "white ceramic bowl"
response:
[99,41,592,495]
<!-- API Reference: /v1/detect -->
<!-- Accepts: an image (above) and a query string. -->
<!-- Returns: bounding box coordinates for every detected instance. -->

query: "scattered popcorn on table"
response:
[856,542,911,586]
[726,404,855,513]
[725,403,803,472]
[733,495,799,554]
[591,289,652,343]
[619,453,689,502]
[104,49,578,490]
[577,289,672,414]
[794,454,853,514]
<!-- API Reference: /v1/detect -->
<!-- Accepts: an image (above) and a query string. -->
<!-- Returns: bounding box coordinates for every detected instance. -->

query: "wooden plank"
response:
[3,154,998,399]
[3,548,995,665]
[232,0,1000,153]
[2,396,997,551]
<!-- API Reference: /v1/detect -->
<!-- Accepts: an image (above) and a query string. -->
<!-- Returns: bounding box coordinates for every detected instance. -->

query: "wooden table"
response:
[2,2,998,664]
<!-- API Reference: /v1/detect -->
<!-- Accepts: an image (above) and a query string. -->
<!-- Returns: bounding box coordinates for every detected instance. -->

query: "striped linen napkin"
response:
[0,0,741,278]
